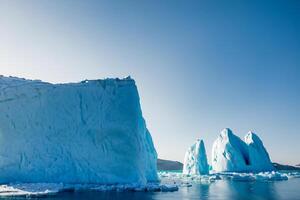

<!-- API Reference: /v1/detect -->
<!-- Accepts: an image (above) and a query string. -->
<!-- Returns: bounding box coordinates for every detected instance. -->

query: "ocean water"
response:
[2,178,298,200]
[1,171,300,200]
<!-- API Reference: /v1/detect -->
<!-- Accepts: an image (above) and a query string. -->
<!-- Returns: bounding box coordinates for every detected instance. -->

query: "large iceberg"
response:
[183,139,209,175]
[212,128,274,172]
[0,75,158,184]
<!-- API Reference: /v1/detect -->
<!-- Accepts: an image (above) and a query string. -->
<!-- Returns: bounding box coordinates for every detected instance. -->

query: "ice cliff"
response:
[0,76,158,184]
[212,128,274,172]
[183,139,209,175]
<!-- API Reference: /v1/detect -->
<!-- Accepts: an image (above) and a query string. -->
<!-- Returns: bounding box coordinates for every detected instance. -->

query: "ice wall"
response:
[183,139,209,175]
[212,128,273,172]
[0,76,158,184]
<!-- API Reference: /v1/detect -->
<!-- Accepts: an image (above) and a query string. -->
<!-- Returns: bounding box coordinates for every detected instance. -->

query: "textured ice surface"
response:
[212,129,250,172]
[0,76,157,184]
[212,128,274,172]
[183,139,209,175]
[245,132,274,171]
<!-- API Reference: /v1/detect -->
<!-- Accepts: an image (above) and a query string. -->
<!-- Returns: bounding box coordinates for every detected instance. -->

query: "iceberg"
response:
[212,128,273,172]
[183,139,209,175]
[245,132,274,171]
[211,129,250,172]
[0,75,158,184]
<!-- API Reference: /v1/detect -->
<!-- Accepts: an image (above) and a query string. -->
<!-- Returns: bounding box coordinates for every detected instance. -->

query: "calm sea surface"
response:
[2,178,300,200]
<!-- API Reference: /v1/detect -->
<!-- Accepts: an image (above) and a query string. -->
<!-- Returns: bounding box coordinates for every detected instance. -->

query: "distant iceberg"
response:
[245,132,274,172]
[0,76,158,184]
[212,128,274,172]
[183,139,209,175]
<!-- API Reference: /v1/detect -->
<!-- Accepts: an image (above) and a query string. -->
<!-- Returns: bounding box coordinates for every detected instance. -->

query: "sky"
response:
[0,0,299,165]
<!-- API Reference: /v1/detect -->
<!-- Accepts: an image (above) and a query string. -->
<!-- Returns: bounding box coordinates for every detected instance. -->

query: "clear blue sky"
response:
[0,0,299,165]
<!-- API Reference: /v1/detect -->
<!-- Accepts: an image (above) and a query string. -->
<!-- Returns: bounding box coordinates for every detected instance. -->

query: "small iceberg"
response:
[183,139,209,175]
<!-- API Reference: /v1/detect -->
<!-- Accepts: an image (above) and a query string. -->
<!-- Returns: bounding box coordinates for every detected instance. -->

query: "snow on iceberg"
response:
[0,75,158,184]
[212,128,273,172]
[183,139,209,175]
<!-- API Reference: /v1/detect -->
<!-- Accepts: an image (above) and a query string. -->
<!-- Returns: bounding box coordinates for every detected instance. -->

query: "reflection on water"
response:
[45,192,155,200]
[3,179,300,200]
[210,180,278,200]
[175,181,277,200]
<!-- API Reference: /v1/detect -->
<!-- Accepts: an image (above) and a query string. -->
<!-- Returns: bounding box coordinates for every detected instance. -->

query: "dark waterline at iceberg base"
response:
[1,179,299,200]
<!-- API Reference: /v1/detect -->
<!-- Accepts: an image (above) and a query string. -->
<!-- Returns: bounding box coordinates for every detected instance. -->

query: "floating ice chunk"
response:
[183,139,209,175]
[0,182,178,197]
[0,183,64,197]
[158,171,300,187]
[255,171,288,181]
